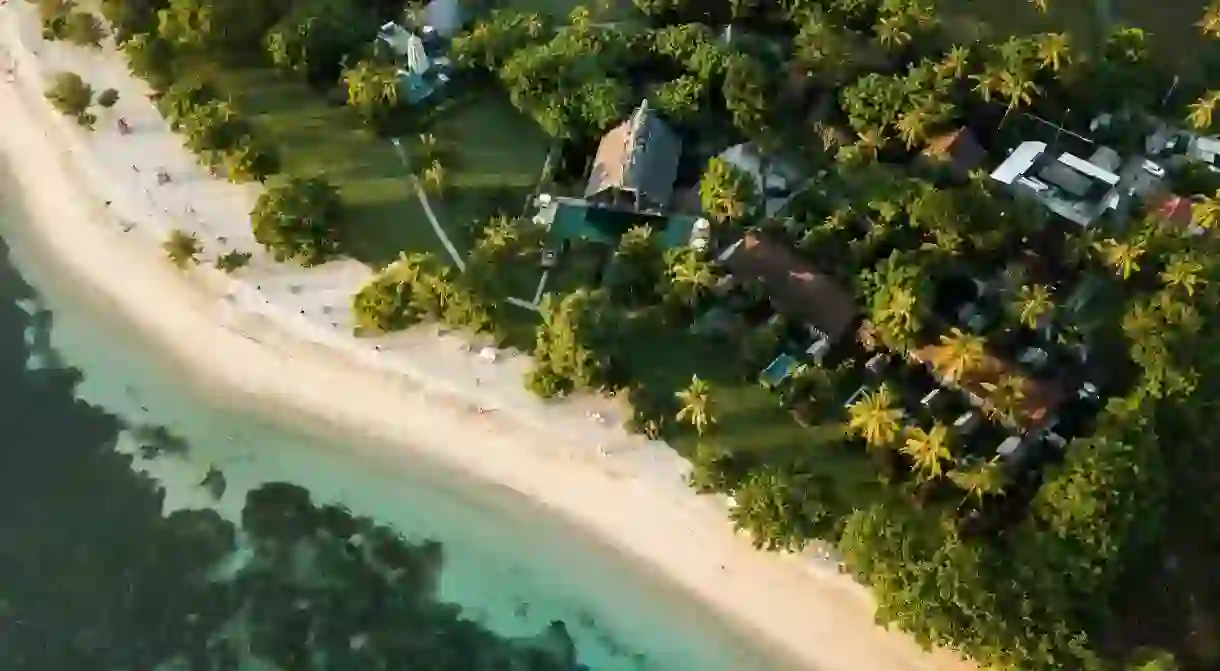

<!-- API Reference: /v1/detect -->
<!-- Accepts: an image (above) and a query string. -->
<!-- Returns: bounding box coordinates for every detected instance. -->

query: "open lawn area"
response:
[422,86,552,252]
[203,65,551,268]
[939,0,1213,78]
[620,316,887,517]
[203,66,442,267]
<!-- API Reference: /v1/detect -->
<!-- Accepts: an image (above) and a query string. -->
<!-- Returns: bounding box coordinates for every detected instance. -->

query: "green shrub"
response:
[251,176,343,265]
[214,250,253,272]
[63,10,105,47]
[163,229,202,268]
[96,88,120,108]
[44,71,95,127]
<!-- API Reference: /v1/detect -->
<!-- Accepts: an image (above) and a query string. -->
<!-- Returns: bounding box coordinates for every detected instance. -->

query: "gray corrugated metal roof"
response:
[991,141,1047,184]
[585,100,681,211]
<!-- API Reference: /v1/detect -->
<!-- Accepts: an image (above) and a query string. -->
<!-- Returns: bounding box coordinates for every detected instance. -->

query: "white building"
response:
[990,141,1122,227]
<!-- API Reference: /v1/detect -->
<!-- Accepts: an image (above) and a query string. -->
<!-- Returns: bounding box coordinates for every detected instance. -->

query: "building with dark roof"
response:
[921,127,986,179]
[585,100,682,214]
[718,232,857,344]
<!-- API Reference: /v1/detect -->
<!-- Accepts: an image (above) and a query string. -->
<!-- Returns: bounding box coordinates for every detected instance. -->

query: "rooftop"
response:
[718,232,857,343]
[585,100,682,213]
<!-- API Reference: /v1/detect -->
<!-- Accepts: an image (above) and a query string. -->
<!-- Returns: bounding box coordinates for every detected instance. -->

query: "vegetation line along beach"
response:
[5,0,1220,669]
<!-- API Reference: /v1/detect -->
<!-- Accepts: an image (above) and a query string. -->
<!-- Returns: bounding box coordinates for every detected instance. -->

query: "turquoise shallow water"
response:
[0,196,790,670]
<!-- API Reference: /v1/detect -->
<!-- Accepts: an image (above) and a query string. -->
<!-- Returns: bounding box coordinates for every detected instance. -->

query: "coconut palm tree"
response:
[664,247,716,310]
[895,107,930,149]
[1034,32,1072,72]
[1093,237,1145,280]
[937,45,970,80]
[1160,253,1207,296]
[901,423,952,482]
[676,375,715,435]
[854,128,887,162]
[1191,190,1220,228]
[1199,1,1220,38]
[422,160,445,194]
[981,374,1026,426]
[847,383,904,450]
[343,59,398,114]
[998,70,1041,116]
[418,133,439,161]
[875,16,912,50]
[931,328,988,384]
[1187,90,1220,130]
[1012,283,1054,329]
[948,458,1008,503]
[969,65,1004,104]
[163,229,201,268]
[1029,0,1049,13]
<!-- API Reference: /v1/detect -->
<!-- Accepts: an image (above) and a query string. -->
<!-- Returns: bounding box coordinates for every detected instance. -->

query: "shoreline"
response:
[0,5,971,671]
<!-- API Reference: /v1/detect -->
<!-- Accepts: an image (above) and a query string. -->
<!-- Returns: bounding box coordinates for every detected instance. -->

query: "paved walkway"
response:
[390,137,465,271]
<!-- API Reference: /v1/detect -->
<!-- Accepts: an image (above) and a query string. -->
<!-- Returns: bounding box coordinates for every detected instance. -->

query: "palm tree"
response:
[847,383,904,450]
[969,65,1004,103]
[895,107,930,149]
[998,70,1041,116]
[1160,253,1207,296]
[699,157,755,224]
[163,229,201,269]
[422,160,445,194]
[996,36,1033,70]
[930,328,988,384]
[901,423,952,482]
[664,247,716,310]
[1012,283,1054,329]
[1199,1,1220,38]
[1093,238,1145,279]
[343,59,398,113]
[418,133,439,161]
[948,458,1008,503]
[1191,190,1220,228]
[875,16,912,49]
[1029,0,1049,13]
[854,128,887,162]
[1034,32,1072,72]
[676,375,715,435]
[937,45,970,80]
[981,374,1026,426]
[1187,90,1220,130]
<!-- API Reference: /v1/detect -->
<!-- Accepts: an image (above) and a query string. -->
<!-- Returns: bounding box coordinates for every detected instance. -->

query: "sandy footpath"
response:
[0,5,973,671]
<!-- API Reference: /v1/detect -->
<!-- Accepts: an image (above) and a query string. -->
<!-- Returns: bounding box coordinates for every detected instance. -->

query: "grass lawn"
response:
[202,65,552,268]
[203,65,448,267]
[621,316,887,514]
[423,86,552,250]
[938,0,1212,77]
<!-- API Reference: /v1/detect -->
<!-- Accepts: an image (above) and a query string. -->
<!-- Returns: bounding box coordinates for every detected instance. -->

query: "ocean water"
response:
[0,198,790,669]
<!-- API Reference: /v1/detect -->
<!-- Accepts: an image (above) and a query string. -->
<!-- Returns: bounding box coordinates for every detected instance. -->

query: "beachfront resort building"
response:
[585,99,682,214]
[375,17,455,105]
[990,140,1166,227]
[718,231,858,361]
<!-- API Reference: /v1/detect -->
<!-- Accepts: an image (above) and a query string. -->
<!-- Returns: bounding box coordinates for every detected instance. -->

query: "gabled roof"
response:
[585,100,681,212]
[922,128,986,176]
[991,141,1047,184]
[720,232,857,343]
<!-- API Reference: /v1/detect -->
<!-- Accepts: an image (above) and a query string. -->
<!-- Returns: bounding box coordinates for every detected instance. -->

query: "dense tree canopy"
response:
[250,176,344,265]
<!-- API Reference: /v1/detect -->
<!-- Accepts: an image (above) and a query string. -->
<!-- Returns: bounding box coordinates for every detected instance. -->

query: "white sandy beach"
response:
[0,5,973,670]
